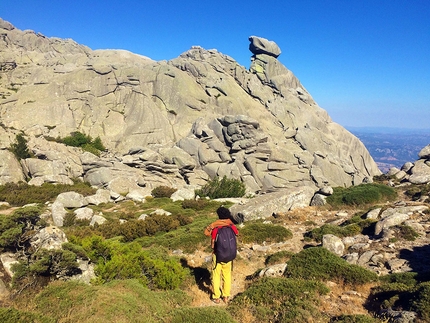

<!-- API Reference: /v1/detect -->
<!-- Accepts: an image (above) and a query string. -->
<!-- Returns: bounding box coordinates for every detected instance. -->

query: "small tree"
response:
[10,133,32,160]
[195,176,246,199]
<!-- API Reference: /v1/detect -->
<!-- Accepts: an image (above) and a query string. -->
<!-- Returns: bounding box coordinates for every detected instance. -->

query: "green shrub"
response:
[181,199,209,210]
[370,272,430,321]
[9,133,32,160]
[151,186,177,198]
[0,307,53,323]
[0,206,44,251]
[284,247,378,285]
[327,184,397,207]
[240,221,293,244]
[411,281,430,321]
[330,314,380,323]
[404,183,430,201]
[59,131,105,156]
[0,181,96,206]
[229,277,329,323]
[169,307,237,323]
[80,237,187,290]
[393,225,419,241]
[33,279,190,323]
[195,176,246,199]
[265,250,294,266]
[306,223,363,242]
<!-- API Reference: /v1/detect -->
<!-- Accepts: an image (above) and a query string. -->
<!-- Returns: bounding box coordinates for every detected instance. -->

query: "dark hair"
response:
[216,206,231,220]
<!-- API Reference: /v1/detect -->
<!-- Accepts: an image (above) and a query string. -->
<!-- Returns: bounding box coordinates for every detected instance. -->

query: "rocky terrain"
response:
[1,17,430,321]
[0,17,380,200]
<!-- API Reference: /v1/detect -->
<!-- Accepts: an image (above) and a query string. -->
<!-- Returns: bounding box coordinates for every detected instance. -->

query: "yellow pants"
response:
[211,254,232,299]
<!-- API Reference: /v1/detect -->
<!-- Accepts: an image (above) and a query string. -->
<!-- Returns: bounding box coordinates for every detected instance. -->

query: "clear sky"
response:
[1,0,429,130]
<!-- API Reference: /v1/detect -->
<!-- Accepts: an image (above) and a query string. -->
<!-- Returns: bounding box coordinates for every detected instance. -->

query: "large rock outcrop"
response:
[0,19,381,195]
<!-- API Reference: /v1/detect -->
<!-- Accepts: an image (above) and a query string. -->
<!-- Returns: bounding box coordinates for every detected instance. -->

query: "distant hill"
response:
[347,127,430,173]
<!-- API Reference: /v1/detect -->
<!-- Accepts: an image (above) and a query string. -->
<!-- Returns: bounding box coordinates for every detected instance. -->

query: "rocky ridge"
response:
[0,18,381,202]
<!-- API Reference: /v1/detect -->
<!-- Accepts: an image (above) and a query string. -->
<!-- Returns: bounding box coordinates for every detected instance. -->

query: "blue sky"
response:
[1,0,429,130]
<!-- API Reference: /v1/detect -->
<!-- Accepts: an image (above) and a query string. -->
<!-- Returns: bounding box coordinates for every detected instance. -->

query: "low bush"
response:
[265,250,294,266]
[404,183,430,201]
[228,277,329,322]
[168,307,236,323]
[330,314,380,323]
[284,247,378,285]
[327,183,397,207]
[0,181,96,206]
[181,199,209,210]
[239,221,293,244]
[392,225,419,242]
[80,237,188,290]
[195,176,246,199]
[0,307,53,323]
[151,186,177,198]
[31,279,190,323]
[58,131,105,156]
[370,272,430,321]
[306,223,363,242]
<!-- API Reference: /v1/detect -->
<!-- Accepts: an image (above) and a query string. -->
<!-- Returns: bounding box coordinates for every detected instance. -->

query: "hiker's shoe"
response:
[222,296,229,303]
[212,298,221,304]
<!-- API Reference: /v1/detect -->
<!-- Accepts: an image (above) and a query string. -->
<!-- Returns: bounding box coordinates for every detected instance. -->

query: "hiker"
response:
[204,206,239,304]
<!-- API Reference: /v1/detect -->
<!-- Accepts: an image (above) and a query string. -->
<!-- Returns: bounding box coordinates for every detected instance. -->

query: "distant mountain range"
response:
[347,127,430,173]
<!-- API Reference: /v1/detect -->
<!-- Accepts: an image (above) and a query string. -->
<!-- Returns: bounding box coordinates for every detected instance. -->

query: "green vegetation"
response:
[1,179,429,322]
[169,307,237,323]
[78,237,188,289]
[9,133,32,160]
[265,250,294,266]
[0,206,45,252]
[195,176,246,199]
[284,247,378,285]
[239,221,293,244]
[404,183,430,202]
[151,185,177,198]
[0,181,96,206]
[229,277,329,322]
[32,279,191,323]
[327,183,397,207]
[306,223,363,242]
[370,272,430,321]
[330,314,380,323]
[57,131,105,156]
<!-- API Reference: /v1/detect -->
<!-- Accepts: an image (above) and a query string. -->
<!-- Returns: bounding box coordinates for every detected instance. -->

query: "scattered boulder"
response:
[259,263,287,277]
[230,186,315,222]
[30,226,68,250]
[249,36,281,58]
[322,234,345,256]
[0,252,19,278]
[56,192,88,208]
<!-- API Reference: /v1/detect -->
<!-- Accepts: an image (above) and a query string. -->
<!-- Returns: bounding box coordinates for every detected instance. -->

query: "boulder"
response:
[322,234,345,256]
[259,263,287,277]
[51,201,67,227]
[90,214,107,226]
[56,192,88,208]
[229,186,315,222]
[0,252,19,277]
[30,226,68,250]
[418,144,430,159]
[249,36,281,58]
[0,150,26,185]
[73,207,94,220]
[85,189,112,205]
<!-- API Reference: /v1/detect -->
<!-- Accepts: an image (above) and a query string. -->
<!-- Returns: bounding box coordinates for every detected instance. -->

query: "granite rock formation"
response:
[0,19,381,198]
